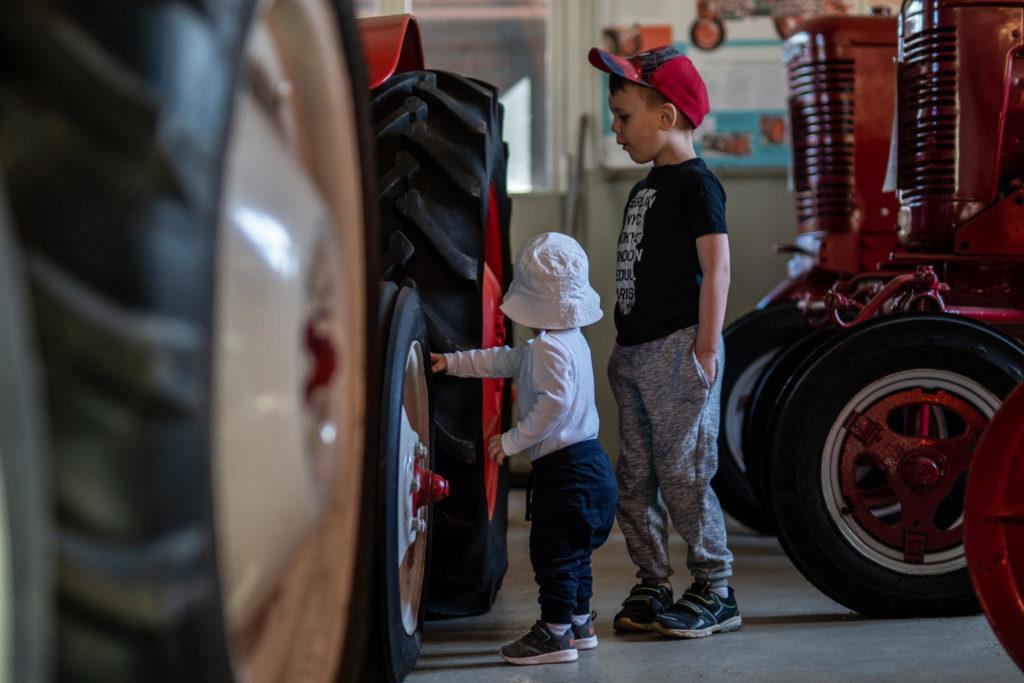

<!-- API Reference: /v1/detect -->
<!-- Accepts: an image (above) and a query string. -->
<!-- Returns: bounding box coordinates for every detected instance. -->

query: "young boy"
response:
[430,232,617,665]
[588,45,740,639]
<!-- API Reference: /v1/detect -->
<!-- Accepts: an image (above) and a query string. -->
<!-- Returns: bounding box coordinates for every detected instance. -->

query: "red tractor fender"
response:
[359,14,425,89]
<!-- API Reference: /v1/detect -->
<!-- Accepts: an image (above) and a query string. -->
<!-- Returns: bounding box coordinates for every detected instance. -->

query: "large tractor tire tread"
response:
[0,189,53,682]
[29,255,200,414]
[58,528,209,631]
[373,68,510,616]
[2,2,238,678]
[3,0,380,679]
[743,327,839,520]
[714,303,806,534]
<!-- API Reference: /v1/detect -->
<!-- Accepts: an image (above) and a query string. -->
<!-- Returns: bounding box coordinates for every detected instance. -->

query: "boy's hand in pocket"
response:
[696,349,717,385]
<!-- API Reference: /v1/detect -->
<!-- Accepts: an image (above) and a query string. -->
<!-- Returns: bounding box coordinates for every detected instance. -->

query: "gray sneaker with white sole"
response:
[500,621,579,665]
[571,611,598,650]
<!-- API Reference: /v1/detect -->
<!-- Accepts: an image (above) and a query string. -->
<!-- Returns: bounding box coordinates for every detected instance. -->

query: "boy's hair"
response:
[609,74,695,130]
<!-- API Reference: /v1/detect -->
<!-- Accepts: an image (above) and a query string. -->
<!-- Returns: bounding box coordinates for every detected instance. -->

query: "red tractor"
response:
[690,0,853,51]
[965,382,1024,673]
[0,3,509,682]
[753,0,1024,617]
[713,15,898,534]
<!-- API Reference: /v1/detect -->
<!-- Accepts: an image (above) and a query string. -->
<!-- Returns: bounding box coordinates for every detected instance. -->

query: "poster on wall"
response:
[599,0,883,170]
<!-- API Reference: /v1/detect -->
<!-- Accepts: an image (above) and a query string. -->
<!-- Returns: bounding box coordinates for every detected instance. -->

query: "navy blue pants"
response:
[528,439,618,624]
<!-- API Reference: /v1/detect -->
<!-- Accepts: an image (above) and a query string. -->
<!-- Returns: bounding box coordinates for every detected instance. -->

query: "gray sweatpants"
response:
[608,325,733,583]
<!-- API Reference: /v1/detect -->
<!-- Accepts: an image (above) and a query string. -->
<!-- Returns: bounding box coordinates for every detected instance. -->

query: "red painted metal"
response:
[897,0,1024,252]
[481,182,506,522]
[784,16,899,274]
[955,189,1024,256]
[966,382,1024,673]
[806,0,1024,335]
[304,320,337,401]
[756,269,833,309]
[816,262,1024,330]
[358,14,425,89]
[820,266,943,328]
[760,16,900,310]
[413,464,450,513]
[840,388,987,562]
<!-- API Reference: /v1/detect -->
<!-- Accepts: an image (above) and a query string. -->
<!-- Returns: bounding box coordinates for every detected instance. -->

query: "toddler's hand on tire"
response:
[487,434,507,464]
[430,353,447,374]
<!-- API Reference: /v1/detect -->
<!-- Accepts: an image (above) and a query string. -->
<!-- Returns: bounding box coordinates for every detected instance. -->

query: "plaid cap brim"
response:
[587,47,651,86]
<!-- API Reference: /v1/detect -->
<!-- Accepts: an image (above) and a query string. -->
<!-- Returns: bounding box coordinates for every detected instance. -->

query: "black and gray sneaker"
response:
[571,611,598,650]
[500,621,579,665]
[613,583,673,632]
[653,582,742,639]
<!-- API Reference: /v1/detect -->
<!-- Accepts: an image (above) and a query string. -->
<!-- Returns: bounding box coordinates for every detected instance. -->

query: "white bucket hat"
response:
[499,232,603,330]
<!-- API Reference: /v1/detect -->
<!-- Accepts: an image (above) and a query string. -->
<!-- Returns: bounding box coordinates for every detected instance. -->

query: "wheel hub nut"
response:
[901,451,944,494]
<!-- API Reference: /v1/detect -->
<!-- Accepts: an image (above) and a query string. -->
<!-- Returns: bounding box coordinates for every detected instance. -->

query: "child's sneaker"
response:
[613,583,673,632]
[500,621,579,665]
[571,611,598,650]
[653,582,742,639]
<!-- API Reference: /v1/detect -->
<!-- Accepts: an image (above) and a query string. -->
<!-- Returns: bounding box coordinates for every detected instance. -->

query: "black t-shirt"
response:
[614,158,727,346]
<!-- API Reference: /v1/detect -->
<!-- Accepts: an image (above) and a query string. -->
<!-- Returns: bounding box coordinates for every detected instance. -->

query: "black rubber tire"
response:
[714,304,807,534]
[0,1,378,679]
[743,327,839,521]
[374,285,434,681]
[372,70,511,616]
[0,188,52,682]
[767,313,1024,617]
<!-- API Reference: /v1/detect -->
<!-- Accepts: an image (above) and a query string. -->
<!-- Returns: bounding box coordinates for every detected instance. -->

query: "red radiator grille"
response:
[789,58,855,224]
[898,25,957,199]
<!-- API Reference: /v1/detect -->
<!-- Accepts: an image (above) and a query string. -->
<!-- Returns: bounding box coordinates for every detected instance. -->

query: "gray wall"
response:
[509,170,797,457]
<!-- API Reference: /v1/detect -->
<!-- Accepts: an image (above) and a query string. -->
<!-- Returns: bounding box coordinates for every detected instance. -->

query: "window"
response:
[355,0,380,16]
[411,0,551,192]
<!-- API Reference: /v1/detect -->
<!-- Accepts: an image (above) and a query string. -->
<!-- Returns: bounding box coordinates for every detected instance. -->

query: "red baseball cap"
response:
[589,45,710,128]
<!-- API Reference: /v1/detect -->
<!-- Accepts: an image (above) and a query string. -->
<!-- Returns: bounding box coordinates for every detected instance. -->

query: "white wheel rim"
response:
[212,0,368,679]
[397,342,430,636]
[724,348,779,474]
[821,369,999,575]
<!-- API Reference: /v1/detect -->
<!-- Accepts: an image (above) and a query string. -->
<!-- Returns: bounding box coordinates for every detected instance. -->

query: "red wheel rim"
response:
[837,388,987,562]
[966,383,1024,673]
[693,19,722,50]
[481,181,506,521]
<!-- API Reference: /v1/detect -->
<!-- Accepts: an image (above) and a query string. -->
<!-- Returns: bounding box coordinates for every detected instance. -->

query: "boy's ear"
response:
[659,102,679,130]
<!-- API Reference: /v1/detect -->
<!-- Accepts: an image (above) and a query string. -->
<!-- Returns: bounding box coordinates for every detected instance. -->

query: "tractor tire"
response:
[0,0,378,679]
[372,284,435,681]
[742,327,839,520]
[0,187,52,682]
[964,382,1024,673]
[715,303,806,534]
[767,314,1024,617]
[372,70,512,617]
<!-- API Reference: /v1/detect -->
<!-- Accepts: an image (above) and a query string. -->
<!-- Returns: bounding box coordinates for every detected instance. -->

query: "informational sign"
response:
[598,0,881,170]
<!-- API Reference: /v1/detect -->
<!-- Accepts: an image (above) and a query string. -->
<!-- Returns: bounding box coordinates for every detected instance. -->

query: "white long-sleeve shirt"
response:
[443,328,600,461]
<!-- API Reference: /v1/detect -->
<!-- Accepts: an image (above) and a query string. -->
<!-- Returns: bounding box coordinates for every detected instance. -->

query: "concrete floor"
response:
[411,490,1020,682]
